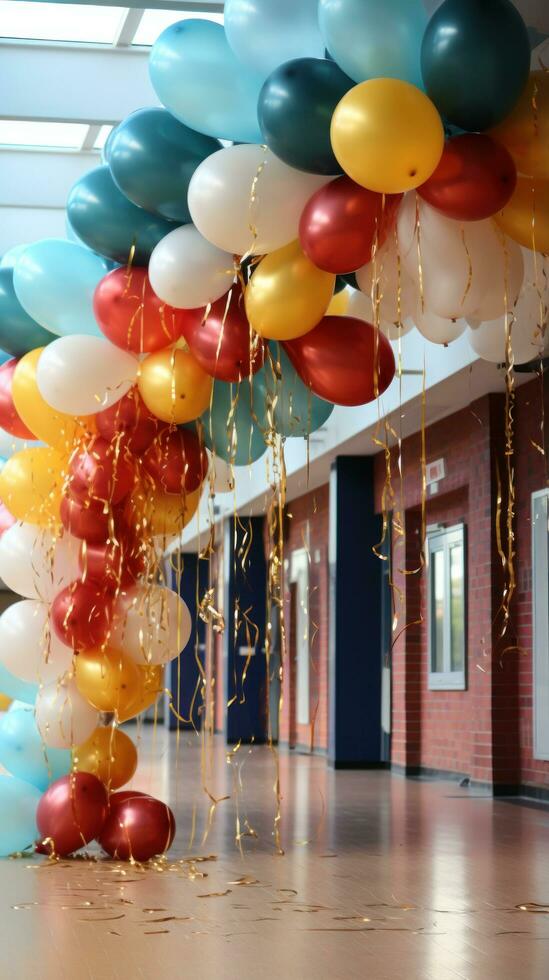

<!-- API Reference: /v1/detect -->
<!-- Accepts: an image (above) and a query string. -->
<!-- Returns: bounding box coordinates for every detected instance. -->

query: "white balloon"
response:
[207,451,235,494]
[355,242,418,327]
[36,335,138,416]
[0,523,80,600]
[149,225,234,309]
[35,679,99,749]
[347,286,415,341]
[188,144,329,256]
[0,600,73,684]
[414,306,466,345]
[111,584,192,665]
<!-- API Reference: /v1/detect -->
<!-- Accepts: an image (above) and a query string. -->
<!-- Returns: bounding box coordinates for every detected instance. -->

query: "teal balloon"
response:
[1,244,27,271]
[421,0,530,131]
[319,0,427,88]
[108,108,221,224]
[149,19,264,143]
[67,165,179,265]
[13,239,109,338]
[201,380,266,466]
[0,662,37,705]
[0,708,71,791]
[253,348,334,439]
[0,775,40,856]
[0,268,57,357]
[0,350,10,366]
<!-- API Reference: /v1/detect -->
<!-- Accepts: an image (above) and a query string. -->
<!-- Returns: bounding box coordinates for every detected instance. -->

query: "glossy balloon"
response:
[0,708,71,791]
[52,581,113,650]
[75,646,140,716]
[12,348,92,451]
[418,134,516,220]
[118,664,164,721]
[0,267,57,357]
[0,776,41,856]
[201,380,266,466]
[98,791,175,861]
[0,244,27,271]
[79,536,145,589]
[111,584,192,666]
[347,288,415,341]
[149,225,234,310]
[60,494,120,545]
[183,288,265,382]
[0,358,36,438]
[414,307,466,345]
[95,388,161,455]
[35,679,99,750]
[143,427,207,495]
[138,347,212,425]
[69,437,135,505]
[253,347,334,438]
[94,266,191,354]
[0,523,79,601]
[0,662,37,705]
[224,0,324,76]
[494,177,549,254]
[36,335,138,416]
[490,71,549,181]
[0,447,64,526]
[134,486,199,539]
[0,599,73,684]
[355,240,419,327]
[75,727,137,791]
[36,772,108,856]
[0,502,15,539]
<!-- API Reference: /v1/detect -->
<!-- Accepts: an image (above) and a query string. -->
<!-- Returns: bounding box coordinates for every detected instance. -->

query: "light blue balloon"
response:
[149,19,264,143]
[200,379,266,466]
[253,347,334,438]
[0,244,28,271]
[0,662,37,705]
[319,0,427,88]
[13,238,109,338]
[0,708,71,791]
[224,0,324,77]
[0,775,40,855]
[0,350,10,366]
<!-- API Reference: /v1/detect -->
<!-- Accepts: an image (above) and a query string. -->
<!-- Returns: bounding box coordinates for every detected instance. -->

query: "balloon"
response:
[136,486,200,539]
[183,288,265,382]
[12,348,92,451]
[331,79,444,194]
[414,307,466,345]
[421,0,530,131]
[93,266,192,354]
[96,388,161,456]
[355,241,419,327]
[108,107,220,223]
[143,428,207,495]
[118,664,164,721]
[0,447,64,526]
[0,268,57,357]
[111,585,191,667]
[494,177,549,255]
[13,239,108,338]
[253,347,334,438]
[60,494,120,545]
[52,581,112,650]
[138,347,212,425]
[148,225,234,310]
[36,335,139,416]
[327,289,350,316]
[245,240,335,341]
[224,0,324,76]
[468,238,524,323]
[299,176,402,273]
[319,0,427,88]
[258,58,352,175]
[0,358,36,439]
[418,134,517,221]
[75,726,137,791]
[0,600,73,684]
[0,523,79,601]
[1,244,27,271]
[201,379,266,466]
[67,166,178,265]
[0,662,37,705]
[79,536,145,590]
[149,19,264,143]
[0,708,71,791]
[68,437,135,506]
[188,144,329,256]
[284,316,395,406]
[36,772,108,856]
[98,791,175,862]
[0,502,15,539]
[35,679,99,749]
[75,646,140,716]
[347,288,415,341]
[0,776,41,856]
[490,71,549,181]
[207,452,235,494]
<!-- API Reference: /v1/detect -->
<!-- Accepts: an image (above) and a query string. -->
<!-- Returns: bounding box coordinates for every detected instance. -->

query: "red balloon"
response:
[0,502,16,539]
[284,316,395,407]
[0,358,37,440]
[61,493,121,544]
[52,580,113,649]
[99,792,176,862]
[36,772,108,856]
[183,288,265,382]
[143,427,208,495]
[96,388,161,455]
[418,134,517,221]
[94,266,197,354]
[69,437,135,505]
[299,176,402,274]
[79,536,145,588]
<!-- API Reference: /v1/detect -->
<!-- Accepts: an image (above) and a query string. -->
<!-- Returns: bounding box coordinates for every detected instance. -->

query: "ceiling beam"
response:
[32,1,224,10]
[114,7,145,46]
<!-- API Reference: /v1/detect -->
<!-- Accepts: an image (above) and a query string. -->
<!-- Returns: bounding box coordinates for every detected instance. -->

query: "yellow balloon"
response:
[327,289,350,316]
[0,446,65,525]
[119,664,164,722]
[331,79,444,194]
[490,71,549,181]
[12,348,93,450]
[0,694,11,711]
[75,646,140,716]
[148,487,200,538]
[245,240,335,341]
[138,347,213,424]
[75,726,138,790]
[494,176,549,254]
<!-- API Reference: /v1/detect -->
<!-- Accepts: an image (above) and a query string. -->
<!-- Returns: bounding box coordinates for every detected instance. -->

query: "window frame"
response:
[532,489,549,760]
[427,523,467,692]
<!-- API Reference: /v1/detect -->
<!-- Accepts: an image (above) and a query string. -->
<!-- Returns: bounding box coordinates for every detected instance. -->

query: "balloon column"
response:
[0,0,547,859]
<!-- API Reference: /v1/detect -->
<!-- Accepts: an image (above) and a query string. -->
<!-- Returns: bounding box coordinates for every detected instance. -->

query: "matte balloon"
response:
[36,335,138,416]
[13,239,109,338]
[355,242,419,327]
[52,581,113,650]
[0,523,79,601]
[96,388,161,455]
[75,727,137,791]
[188,144,329,256]
[93,266,191,354]
[69,437,135,505]
[224,0,324,76]
[98,791,175,862]
[421,0,530,131]
[494,177,549,255]
[111,585,192,665]
[490,71,549,181]
[108,107,220,223]
[12,347,92,451]
[201,379,266,466]
[319,0,427,87]
[143,427,207,495]
[418,134,516,221]
[36,772,108,856]
[0,358,36,438]
[245,240,335,341]
[0,776,41,856]
[0,708,71,791]
[347,288,415,341]
[75,646,140,716]
[67,166,178,265]
[0,447,64,526]
[253,347,334,438]
[284,316,395,406]
[414,307,466,345]
[148,225,234,310]
[35,679,99,749]
[331,79,444,194]
[0,599,73,684]
[138,347,212,424]
[149,19,264,143]
[183,287,265,382]
[0,267,57,357]
[0,662,37,705]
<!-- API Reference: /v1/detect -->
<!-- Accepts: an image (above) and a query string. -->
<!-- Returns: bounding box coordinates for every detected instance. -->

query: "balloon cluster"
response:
[0,0,547,858]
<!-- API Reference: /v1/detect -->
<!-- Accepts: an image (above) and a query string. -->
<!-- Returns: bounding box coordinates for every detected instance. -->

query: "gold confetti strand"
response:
[414,193,425,314]
[399,355,427,577]
[459,224,473,310]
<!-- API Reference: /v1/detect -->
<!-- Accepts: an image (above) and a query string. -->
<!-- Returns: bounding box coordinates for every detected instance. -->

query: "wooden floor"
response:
[1,729,549,980]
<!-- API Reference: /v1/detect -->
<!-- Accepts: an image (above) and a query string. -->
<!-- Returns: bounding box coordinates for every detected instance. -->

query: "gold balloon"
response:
[138,347,213,424]
[147,487,200,538]
[0,446,64,525]
[12,348,93,450]
[75,646,140,716]
[494,176,549,254]
[119,664,164,722]
[327,289,350,316]
[331,79,444,194]
[490,71,549,181]
[75,726,138,790]
[245,240,335,340]
[0,693,11,711]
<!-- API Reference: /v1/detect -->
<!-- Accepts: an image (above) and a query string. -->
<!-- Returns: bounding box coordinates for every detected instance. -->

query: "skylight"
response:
[0,1,127,44]
[0,119,89,149]
[93,125,113,151]
[132,8,224,47]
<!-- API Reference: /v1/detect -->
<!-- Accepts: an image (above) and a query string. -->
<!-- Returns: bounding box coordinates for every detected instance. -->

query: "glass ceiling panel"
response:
[94,124,113,150]
[0,119,89,149]
[133,8,224,46]
[0,1,127,44]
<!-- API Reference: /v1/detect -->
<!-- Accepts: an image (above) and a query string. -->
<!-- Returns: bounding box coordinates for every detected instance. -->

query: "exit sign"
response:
[426,458,445,490]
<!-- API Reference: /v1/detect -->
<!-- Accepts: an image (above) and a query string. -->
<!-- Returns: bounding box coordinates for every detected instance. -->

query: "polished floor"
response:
[1,729,549,980]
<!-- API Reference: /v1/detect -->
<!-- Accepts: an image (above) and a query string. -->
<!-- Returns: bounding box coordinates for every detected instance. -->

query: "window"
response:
[427,524,466,690]
[290,549,310,726]
[0,119,89,150]
[132,8,224,47]
[532,490,549,759]
[0,1,127,44]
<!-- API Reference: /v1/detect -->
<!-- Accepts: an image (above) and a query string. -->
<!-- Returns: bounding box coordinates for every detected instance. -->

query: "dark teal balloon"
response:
[0,268,57,357]
[258,57,353,174]
[108,108,221,224]
[67,165,180,265]
[201,380,266,466]
[421,0,530,131]
[253,347,334,439]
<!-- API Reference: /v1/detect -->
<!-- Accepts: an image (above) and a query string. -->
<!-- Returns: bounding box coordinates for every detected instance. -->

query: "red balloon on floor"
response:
[284,316,395,406]
[36,772,108,857]
[143,426,208,495]
[417,133,517,221]
[52,580,113,649]
[96,388,161,455]
[0,358,37,439]
[69,437,135,505]
[99,792,176,862]
[183,288,265,382]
